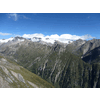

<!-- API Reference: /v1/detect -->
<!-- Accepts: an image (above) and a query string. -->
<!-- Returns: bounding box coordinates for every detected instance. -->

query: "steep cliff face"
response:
[35,49,92,88]
[66,39,100,57]
[80,46,100,88]
[12,43,92,88]
[91,63,100,88]
[82,46,100,64]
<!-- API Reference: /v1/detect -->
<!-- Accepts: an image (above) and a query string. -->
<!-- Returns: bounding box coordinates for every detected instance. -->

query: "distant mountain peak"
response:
[0,37,14,43]
[0,36,90,46]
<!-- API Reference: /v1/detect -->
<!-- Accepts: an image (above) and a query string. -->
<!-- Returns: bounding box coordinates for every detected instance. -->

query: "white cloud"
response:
[0,32,12,36]
[22,33,95,44]
[20,15,31,20]
[81,34,94,40]
[0,37,14,43]
[8,13,31,21]
[8,13,18,21]
[23,33,44,38]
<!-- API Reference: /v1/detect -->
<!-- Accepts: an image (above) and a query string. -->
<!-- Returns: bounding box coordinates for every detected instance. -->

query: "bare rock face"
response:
[11,71,25,83]
[0,76,10,88]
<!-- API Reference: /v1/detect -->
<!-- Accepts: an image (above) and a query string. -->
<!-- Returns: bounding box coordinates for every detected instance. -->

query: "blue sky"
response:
[0,13,100,40]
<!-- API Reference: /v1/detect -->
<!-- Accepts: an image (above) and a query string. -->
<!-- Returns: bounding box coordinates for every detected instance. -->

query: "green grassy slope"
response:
[0,55,54,88]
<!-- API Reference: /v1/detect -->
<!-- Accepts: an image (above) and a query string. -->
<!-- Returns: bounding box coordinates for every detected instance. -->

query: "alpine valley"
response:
[0,36,100,88]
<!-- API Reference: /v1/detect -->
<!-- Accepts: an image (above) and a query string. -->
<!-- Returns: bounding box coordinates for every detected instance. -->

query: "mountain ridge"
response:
[0,36,74,45]
[0,36,100,88]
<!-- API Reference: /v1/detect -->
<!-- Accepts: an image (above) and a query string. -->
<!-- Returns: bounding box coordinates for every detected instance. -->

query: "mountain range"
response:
[0,36,100,88]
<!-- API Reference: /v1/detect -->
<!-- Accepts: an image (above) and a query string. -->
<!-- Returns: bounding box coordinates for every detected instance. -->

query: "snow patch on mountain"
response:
[22,33,94,44]
[22,34,74,44]
[0,33,94,45]
[17,39,24,42]
[0,36,83,45]
[0,37,14,43]
[0,36,25,44]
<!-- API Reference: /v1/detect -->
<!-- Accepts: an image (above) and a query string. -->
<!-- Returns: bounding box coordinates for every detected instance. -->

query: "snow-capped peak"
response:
[0,37,14,43]
[29,37,74,44]
[0,36,74,45]
[0,36,25,44]
[14,36,25,42]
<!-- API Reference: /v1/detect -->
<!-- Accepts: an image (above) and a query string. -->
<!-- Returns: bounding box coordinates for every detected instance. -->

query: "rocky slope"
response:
[82,46,100,63]
[33,48,92,88]
[0,55,54,88]
[66,39,100,57]
[9,43,93,88]
[1,36,100,88]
